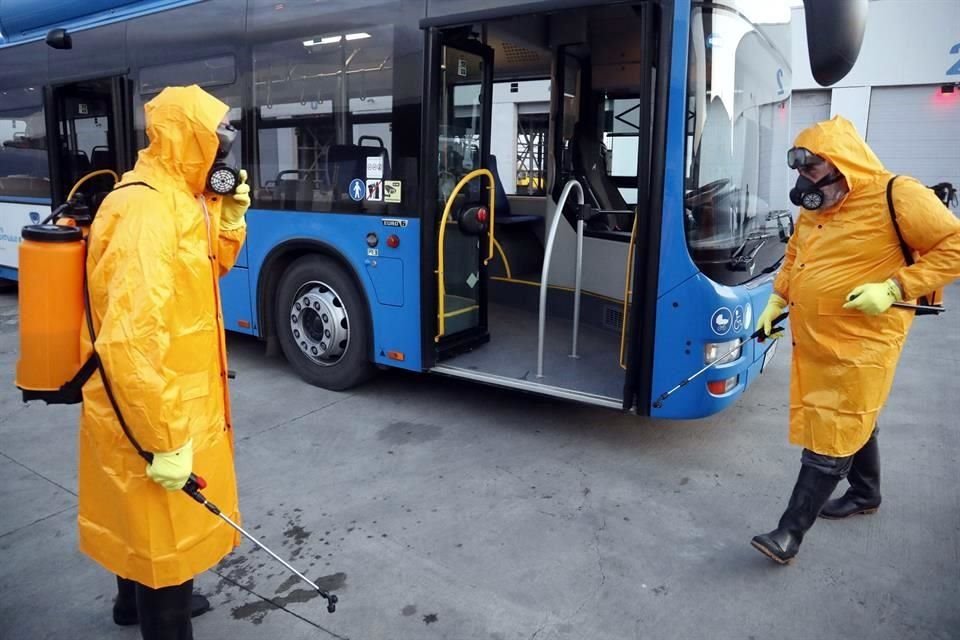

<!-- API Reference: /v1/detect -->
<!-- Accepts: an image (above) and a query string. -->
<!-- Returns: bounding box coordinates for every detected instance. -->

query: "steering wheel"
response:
[685,178,731,208]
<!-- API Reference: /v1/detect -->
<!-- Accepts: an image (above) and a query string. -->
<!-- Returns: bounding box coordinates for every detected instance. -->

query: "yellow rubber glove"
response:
[220,169,249,232]
[842,279,902,316]
[145,439,193,491]
[756,293,787,341]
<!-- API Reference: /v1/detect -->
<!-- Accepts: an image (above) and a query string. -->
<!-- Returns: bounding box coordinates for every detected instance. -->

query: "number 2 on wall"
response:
[948,43,960,76]
[776,68,784,95]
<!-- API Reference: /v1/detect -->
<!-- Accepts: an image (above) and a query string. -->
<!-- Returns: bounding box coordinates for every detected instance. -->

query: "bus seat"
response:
[571,122,633,231]
[489,154,539,225]
[90,146,112,170]
[327,144,364,197]
[358,137,391,180]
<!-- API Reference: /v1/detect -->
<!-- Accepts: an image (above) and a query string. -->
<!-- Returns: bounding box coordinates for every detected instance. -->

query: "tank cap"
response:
[22,224,83,243]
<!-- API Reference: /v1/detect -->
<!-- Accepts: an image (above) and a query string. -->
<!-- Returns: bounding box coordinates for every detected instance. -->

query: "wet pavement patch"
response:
[377,421,443,445]
[423,613,439,624]
[283,524,311,546]
[230,587,321,625]
[402,604,417,616]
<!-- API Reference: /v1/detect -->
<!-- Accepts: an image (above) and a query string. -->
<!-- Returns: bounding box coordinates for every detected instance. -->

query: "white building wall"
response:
[790,0,960,213]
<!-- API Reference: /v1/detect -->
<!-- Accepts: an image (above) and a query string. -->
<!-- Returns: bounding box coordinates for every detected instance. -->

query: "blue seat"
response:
[489,155,540,225]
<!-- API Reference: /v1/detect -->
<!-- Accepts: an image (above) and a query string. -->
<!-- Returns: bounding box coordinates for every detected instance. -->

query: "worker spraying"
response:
[78,85,249,638]
[750,116,960,565]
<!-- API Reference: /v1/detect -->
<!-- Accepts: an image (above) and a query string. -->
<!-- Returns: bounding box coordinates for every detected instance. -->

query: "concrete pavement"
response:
[1,284,958,639]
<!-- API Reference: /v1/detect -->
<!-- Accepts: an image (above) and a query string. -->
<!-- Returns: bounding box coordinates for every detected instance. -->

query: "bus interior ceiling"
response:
[437,4,650,401]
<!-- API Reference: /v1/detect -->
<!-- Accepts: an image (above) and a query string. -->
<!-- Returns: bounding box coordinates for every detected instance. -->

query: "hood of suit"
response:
[138,85,229,194]
[792,115,886,193]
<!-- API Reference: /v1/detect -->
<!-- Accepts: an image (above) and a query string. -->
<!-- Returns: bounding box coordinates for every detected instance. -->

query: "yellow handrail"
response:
[619,212,640,370]
[435,168,496,341]
[492,237,512,279]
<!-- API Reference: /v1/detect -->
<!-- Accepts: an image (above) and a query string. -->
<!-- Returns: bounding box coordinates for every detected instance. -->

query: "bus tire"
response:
[275,255,374,391]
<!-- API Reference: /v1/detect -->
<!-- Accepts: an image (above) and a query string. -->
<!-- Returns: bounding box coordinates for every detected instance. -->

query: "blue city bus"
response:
[0,0,864,417]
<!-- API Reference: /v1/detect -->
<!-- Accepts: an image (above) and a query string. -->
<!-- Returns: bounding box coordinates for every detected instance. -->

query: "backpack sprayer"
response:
[15,170,338,613]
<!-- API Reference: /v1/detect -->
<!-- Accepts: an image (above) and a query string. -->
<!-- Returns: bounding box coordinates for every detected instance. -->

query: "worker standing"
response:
[751,116,960,565]
[78,85,249,637]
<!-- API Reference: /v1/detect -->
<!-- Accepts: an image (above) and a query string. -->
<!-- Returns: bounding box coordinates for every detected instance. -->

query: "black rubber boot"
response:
[820,431,881,519]
[135,579,195,640]
[113,576,139,626]
[114,577,211,627]
[751,465,841,564]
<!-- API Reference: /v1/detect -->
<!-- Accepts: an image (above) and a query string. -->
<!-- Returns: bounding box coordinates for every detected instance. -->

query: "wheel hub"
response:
[289,283,350,366]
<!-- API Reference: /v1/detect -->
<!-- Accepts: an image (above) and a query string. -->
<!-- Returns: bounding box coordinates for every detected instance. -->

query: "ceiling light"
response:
[345,32,371,41]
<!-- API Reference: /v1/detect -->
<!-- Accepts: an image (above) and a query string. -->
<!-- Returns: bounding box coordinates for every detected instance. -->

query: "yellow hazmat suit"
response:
[78,86,244,588]
[775,116,960,457]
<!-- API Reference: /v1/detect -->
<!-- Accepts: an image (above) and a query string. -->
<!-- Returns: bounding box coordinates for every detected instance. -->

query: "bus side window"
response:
[252,26,396,213]
[134,56,243,171]
[0,94,49,200]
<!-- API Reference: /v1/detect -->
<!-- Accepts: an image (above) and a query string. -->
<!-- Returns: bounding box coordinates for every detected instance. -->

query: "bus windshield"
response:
[684,2,793,285]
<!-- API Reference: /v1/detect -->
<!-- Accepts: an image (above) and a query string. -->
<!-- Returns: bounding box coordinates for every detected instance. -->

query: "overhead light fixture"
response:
[941,84,956,94]
[303,32,370,47]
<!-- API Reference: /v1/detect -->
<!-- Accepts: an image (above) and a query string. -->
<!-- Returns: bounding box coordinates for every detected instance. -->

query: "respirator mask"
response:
[786,146,844,210]
[206,122,240,195]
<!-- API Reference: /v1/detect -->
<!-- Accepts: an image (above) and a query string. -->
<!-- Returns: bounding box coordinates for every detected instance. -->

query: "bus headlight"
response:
[704,340,741,365]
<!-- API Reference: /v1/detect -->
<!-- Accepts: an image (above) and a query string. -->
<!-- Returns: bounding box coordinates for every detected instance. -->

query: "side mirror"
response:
[802,0,868,86]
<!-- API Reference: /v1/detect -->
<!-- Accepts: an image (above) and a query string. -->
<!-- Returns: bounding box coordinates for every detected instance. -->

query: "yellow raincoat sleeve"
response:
[772,230,798,301]
[93,203,191,454]
[217,226,246,277]
[889,177,960,300]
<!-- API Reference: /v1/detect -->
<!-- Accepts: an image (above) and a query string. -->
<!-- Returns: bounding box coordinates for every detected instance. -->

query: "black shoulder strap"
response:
[886,175,914,266]
[83,262,149,458]
[886,175,938,311]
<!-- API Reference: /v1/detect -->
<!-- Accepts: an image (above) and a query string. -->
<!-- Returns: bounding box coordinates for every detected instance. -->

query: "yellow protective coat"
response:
[78,86,245,588]
[775,116,960,457]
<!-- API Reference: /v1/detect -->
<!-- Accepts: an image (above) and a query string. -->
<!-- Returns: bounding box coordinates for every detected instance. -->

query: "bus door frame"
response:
[43,74,135,206]
[623,0,673,414]
[420,25,495,365]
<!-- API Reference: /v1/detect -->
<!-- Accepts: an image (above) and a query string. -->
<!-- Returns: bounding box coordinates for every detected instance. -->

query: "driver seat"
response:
[570,122,633,231]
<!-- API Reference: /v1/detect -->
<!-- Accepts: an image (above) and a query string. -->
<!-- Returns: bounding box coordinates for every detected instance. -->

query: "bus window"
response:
[684,4,792,285]
[134,58,243,167]
[0,91,48,199]
[253,25,395,213]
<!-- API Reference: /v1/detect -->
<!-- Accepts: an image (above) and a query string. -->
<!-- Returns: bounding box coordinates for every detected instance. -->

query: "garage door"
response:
[868,85,960,214]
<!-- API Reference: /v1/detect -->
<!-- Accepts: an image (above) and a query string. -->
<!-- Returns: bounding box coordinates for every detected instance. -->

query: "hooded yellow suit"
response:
[775,116,960,457]
[78,86,244,588]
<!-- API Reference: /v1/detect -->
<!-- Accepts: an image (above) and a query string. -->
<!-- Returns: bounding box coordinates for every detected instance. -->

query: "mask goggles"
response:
[786,146,822,170]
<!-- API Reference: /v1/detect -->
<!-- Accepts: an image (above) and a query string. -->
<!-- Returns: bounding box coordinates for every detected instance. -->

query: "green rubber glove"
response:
[220,169,250,232]
[842,279,902,316]
[756,293,787,341]
[145,439,193,491]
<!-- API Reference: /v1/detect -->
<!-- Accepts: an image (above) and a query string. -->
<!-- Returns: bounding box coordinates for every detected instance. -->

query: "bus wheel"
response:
[276,255,374,391]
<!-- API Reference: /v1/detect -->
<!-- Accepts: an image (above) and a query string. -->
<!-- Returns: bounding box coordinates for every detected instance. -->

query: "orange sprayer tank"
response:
[16,224,86,400]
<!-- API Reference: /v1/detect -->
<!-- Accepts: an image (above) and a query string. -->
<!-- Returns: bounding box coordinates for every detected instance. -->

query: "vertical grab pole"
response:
[571,215,584,359]
[537,179,583,378]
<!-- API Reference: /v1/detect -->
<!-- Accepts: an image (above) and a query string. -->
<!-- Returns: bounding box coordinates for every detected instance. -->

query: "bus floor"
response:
[439,302,623,401]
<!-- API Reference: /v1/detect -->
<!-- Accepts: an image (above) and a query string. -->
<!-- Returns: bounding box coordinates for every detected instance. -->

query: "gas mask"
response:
[789,172,845,210]
[786,146,845,210]
[206,122,240,195]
